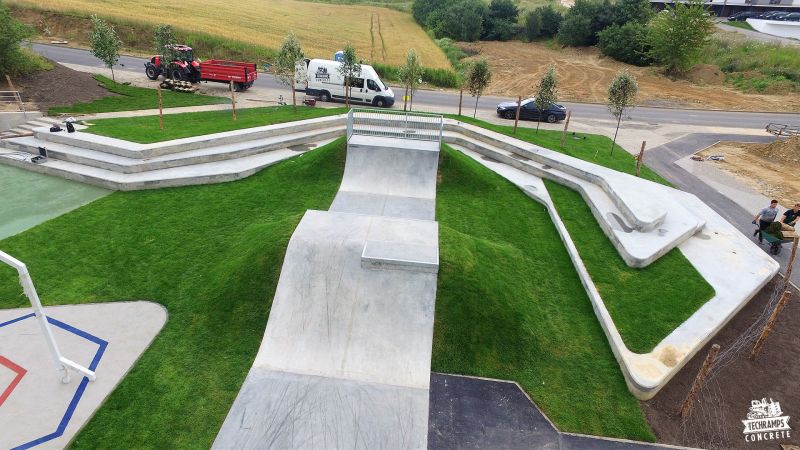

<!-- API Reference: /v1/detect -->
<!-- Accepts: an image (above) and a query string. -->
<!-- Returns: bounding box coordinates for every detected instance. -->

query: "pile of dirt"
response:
[750,136,800,162]
[643,277,800,449]
[685,64,726,86]
[1,62,115,112]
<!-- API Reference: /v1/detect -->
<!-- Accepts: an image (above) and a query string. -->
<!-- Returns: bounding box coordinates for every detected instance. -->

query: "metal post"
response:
[0,251,96,383]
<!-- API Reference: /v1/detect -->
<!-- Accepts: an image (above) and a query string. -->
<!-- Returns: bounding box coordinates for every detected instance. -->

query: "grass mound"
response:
[434,146,654,440]
[49,75,229,115]
[84,105,347,143]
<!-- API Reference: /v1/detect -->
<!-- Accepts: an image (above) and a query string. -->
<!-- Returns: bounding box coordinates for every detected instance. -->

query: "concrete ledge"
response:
[362,240,439,273]
[0,111,42,132]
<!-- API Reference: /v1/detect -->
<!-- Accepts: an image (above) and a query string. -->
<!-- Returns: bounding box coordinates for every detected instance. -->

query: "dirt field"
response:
[0,63,114,112]
[643,277,800,449]
[460,41,800,112]
[699,137,800,207]
[8,0,449,68]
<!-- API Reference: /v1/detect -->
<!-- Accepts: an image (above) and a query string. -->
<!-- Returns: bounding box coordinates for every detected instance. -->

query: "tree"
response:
[399,49,424,111]
[428,0,487,42]
[274,32,305,112]
[0,2,35,77]
[466,58,492,118]
[483,0,520,41]
[598,23,653,66]
[648,0,714,75]
[534,65,558,133]
[337,43,361,108]
[613,0,654,25]
[88,15,122,82]
[523,10,542,42]
[154,24,177,67]
[524,6,563,42]
[557,0,615,47]
[605,71,638,155]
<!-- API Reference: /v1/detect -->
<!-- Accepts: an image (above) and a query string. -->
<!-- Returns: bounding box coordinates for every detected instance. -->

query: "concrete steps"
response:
[1,117,61,139]
[447,133,705,268]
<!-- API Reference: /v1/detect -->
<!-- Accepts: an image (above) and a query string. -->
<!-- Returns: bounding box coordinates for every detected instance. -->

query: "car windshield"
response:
[520,98,535,106]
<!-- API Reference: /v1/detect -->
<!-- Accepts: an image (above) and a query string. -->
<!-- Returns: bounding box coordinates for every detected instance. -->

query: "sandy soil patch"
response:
[459,41,800,112]
[698,137,800,206]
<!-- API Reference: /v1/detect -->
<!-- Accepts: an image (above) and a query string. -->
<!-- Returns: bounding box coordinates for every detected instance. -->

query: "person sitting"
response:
[753,200,779,243]
[782,203,800,227]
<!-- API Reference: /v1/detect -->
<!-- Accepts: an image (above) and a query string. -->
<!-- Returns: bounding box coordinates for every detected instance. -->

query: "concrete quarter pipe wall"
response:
[213,112,442,449]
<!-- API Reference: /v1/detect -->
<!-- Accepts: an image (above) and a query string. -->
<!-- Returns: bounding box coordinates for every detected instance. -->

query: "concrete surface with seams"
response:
[213,130,440,449]
[454,144,777,400]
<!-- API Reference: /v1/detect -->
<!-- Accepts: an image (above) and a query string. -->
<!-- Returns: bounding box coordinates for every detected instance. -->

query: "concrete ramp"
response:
[214,110,442,449]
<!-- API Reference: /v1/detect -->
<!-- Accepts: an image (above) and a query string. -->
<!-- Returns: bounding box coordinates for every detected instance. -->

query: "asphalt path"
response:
[32,43,800,128]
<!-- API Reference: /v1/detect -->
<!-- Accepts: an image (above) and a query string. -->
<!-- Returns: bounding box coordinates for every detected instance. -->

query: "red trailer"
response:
[144,45,258,91]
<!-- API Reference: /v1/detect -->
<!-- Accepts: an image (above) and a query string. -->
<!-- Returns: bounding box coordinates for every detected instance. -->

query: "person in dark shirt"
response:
[782,203,800,226]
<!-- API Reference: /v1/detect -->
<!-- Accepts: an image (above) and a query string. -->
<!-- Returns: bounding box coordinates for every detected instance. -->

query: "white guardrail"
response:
[346,108,443,143]
[0,91,27,118]
[0,250,96,383]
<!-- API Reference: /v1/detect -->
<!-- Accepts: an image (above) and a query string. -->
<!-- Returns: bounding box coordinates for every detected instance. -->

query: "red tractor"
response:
[145,45,257,91]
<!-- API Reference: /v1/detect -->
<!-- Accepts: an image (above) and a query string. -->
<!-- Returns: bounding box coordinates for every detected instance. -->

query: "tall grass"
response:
[701,35,800,93]
[372,62,461,88]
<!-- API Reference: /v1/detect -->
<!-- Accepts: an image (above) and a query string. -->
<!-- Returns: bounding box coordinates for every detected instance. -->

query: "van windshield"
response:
[376,78,387,91]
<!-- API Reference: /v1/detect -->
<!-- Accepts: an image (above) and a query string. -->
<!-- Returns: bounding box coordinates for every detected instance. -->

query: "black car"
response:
[496,98,567,123]
[728,11,757,21]
[778,12,800,21]
[756,11,788,19]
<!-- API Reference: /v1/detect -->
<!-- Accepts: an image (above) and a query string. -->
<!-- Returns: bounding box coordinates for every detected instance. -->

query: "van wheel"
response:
[319,91,331,102]
[373,97,386,108]
[546,114,557,123]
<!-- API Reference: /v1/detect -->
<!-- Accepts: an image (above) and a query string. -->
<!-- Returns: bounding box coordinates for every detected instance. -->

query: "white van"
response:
[300,59,395,108]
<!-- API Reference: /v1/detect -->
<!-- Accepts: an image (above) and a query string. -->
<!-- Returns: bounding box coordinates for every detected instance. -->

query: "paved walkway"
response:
[716,22,800,46]
[428,373,693,449]
[646,133,800,286]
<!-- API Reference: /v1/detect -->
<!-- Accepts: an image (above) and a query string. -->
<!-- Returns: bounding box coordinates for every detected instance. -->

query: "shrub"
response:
[648,0,715,74]
[524,5,563,41]
[613,0,654,25]
[557,0,615,46]
[428,0,488,42]
[598,23,653,66]
[523,9,543,41]
[0,2,36,76]
[483,0,520,41]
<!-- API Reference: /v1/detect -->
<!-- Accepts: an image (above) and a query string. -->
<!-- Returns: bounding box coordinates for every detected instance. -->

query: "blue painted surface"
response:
[0,313,107,450]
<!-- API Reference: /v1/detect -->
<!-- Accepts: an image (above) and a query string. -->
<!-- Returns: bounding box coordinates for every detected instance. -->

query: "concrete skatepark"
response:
[0,108,783,448]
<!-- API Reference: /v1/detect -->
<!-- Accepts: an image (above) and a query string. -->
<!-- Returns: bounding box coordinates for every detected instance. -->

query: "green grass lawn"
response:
[721,20,754,31]
[434,145,654,440]
[544,181,715,353]
[83,106,347,143]
[48,75,229,115]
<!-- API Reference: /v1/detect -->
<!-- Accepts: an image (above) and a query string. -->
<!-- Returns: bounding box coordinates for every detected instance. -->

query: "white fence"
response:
[346,108,443,143]
[0,91,26,118]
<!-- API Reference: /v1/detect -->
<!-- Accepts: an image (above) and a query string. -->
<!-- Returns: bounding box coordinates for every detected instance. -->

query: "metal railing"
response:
[346,108,443,143]
[0,250,96,384]
[767,123,800,137]
[0,91,26,118]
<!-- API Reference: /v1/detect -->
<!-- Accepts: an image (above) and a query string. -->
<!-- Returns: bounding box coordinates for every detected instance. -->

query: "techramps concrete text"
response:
[213,116,442,449]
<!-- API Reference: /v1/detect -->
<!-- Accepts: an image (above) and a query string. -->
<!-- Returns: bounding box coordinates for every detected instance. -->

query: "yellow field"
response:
[10,0,450,68]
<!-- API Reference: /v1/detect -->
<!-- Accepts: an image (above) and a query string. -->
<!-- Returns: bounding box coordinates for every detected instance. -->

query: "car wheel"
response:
[546,114,557,123]
[146,66,159,80]
[373,97,386,108]
[503,110,515,120]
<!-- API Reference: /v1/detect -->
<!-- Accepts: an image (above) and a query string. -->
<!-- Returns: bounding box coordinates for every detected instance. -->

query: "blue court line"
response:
[0,313,108,450]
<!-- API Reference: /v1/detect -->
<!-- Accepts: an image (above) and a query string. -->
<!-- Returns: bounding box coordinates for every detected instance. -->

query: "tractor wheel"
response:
[146,66,159,81]
[170,68,184,81]
[319,91,331,102]
[546,114,557,123]
[503,110,515,120]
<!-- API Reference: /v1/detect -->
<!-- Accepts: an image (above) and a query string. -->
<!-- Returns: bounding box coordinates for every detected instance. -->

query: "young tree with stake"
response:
[274,32,305,112]
[400,49,423,112]
[534,65,558,133]
[466,59,492,118]
[337,43,361,108]
[89,15,122,82]
[153,24,177,75]
[605,70,638,156]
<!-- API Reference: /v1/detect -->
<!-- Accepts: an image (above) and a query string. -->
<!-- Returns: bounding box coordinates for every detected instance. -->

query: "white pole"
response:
[0,250,96,383]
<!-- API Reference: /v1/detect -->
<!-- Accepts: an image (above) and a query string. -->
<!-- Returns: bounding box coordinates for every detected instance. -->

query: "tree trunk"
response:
[409,89,414,112]
[536,110,542,133]
[291,77,297,112]
[610,113,622,155]
[458,89,463,116]
[111,66,115,82]
[473,95,479,118]
[403,84,408,112]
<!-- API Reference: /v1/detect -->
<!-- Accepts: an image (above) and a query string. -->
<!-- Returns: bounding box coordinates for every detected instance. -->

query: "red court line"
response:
[0,355,27,407]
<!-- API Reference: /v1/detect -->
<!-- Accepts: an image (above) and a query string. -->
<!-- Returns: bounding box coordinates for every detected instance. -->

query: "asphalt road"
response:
[32,43,800,128]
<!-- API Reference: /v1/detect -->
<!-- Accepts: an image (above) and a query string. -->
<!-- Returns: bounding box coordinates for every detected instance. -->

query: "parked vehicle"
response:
[728,11,757,21]
[777,12,800,21]
[144,45,258,91]
[496,98,567,123]
[298,59,395,108]
[755,11,789,20]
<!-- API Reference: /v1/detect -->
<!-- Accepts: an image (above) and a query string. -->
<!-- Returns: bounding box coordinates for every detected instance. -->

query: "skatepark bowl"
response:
[0,164,109,240]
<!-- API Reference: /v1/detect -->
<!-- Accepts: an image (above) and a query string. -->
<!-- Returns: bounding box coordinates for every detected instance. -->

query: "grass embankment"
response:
[84,105,348,143]
[702,34,800,93]
[447,116,714,352]
[0,139,347,448]
[721,21,754,31]
[49,75,228,115]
